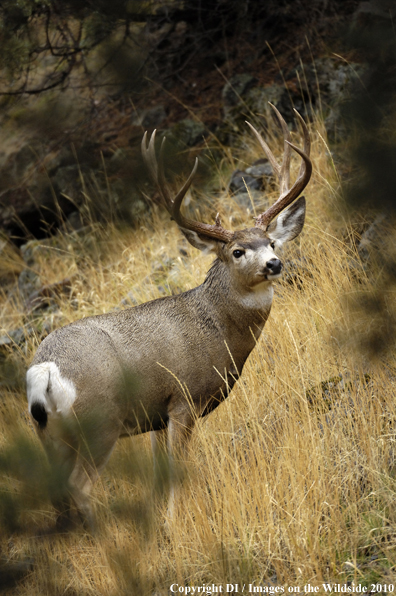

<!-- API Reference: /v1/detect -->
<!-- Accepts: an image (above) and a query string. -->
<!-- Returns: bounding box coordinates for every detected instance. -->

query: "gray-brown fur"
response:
[27,111,312,529]
[32,248,271,434]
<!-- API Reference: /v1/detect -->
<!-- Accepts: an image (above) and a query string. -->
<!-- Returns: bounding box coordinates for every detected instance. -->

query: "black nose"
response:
[266,258,282,274]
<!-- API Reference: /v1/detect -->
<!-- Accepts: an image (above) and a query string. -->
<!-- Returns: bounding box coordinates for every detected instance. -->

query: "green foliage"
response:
[0,0,34,78]
[344,15,396,211]
[340,11,396,358]
[0,0,147,95]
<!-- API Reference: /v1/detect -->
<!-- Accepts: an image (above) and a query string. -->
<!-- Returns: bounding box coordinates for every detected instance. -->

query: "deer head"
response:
[142,104,312,295]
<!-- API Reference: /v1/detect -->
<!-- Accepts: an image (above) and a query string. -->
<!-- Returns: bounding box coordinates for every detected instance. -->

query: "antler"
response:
[142,130,234,243]
[246,104,312,231]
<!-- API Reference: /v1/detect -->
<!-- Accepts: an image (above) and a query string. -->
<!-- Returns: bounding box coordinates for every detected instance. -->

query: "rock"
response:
[0,325,36,353]
[131,105,167,128]
[166,119,207,147]
[244,84,285,117]
[0,142,79,240]
[24,277,75,312]
[354,0,396,22]
[232,189,267,211]
[39,312,63,336]
[344,257,368,283]
[0,557,35,589]
[357,213,387,261]
[51,164,85,206]
[217,82,305,144]
[120,291,139,307]
[293,58,361,105]
[230,158,273,194]
[0,138,101,240]
[66,210,85,231]
[0,313,64,356]
[0,142,43,189]
[293,57,365,140]
[251,84,311,124]
[0,336,11,348]
[222,74,258,110]
[156,285,168,295]
[245,159,273,179]
[45,145,75,174]
[0,185,54,242]
[18,269,42,302]
[218,57,365,145]
[108,147,133,171]
[8,328,27,344]
[306,372,373,414]
[20,234,93,270]
[20,236,72,268]
[229,170,262,194]
[128,198,149,218]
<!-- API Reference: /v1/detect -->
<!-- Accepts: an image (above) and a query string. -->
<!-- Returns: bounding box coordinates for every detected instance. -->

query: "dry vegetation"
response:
[1,116,396,595]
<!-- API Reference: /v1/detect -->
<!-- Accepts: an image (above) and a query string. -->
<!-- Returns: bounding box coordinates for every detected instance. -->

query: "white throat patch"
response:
[240,282,274,310]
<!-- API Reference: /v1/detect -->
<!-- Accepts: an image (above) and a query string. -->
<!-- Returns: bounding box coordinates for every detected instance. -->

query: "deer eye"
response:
[270,241,275,250]
[233,249,245,259]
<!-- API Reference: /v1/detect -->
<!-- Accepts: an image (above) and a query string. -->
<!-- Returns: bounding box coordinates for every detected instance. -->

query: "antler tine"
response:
[141,131,156,180]
[268,102,291,195]
[142,131,234,243]
[284,139,312,193]
[245,121,281,179]
[245,103,293,192]
[293,108,311,178]
[157,136,175,211]
[142,130,173,212]
[252,108,312,231]
[172,157,199,215]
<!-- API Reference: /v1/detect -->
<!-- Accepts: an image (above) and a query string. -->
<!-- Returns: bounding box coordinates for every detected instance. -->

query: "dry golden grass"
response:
[1,117,395,595]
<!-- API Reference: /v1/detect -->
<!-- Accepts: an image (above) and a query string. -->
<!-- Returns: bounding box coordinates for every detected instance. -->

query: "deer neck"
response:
[198,258,273,340]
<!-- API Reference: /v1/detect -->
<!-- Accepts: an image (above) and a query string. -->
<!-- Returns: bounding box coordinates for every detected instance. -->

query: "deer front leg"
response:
[166,414,195,518]
[150,429,168,491]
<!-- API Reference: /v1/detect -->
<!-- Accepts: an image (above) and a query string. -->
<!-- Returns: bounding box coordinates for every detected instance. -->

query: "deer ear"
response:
[267,196,306,246]
[180,228,221,254]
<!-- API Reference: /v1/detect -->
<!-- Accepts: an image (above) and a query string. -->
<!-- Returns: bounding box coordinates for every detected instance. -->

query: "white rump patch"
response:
[26,362,76,416]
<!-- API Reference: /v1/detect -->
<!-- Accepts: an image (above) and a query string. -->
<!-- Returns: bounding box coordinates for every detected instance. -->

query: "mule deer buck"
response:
[26,105,312,530]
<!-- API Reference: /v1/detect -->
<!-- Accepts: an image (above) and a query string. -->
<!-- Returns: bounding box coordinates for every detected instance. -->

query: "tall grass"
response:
[0,115,395,595]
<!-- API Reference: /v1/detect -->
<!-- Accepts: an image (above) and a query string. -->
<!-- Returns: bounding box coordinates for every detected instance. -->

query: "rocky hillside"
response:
[0,0,365,243]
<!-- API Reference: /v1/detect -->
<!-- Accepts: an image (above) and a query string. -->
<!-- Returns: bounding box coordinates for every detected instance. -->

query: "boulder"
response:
[131,105,167,128]
[222,74,258,111]
[0,139,102,241]
[165,119,207,147]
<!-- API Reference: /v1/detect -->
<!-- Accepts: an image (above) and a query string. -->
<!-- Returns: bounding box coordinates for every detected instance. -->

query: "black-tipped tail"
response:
[30,403,48,429]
